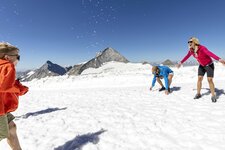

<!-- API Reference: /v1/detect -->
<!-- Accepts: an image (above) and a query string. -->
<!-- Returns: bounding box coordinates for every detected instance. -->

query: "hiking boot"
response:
[211,95,217,103]
[159,86,166,92]
[194,93,201,99]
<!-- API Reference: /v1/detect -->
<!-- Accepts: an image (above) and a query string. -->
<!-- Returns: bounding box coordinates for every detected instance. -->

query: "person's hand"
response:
[150,86,152,91]
[165,90,169,95]
[219,59,225,65]
[15,80,29,95]
[176,62,182,68]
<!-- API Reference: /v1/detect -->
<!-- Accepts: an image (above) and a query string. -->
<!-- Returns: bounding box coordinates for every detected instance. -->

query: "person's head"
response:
[0,42,20,66]
[188,37,200,49]
[152,66,160,76]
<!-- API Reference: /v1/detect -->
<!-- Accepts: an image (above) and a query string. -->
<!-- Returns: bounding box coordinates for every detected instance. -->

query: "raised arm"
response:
[202,47,225,65]
[177,51,192,68]
[202,46,220,60]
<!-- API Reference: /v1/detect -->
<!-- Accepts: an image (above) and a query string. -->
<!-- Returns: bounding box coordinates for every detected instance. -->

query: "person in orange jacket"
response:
[0,42,28,150]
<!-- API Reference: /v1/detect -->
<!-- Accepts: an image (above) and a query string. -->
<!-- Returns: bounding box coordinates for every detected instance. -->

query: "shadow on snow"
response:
[170,86,181,92]
[54,129,107,150]
[194,88,225,98]
[15,107,67,119]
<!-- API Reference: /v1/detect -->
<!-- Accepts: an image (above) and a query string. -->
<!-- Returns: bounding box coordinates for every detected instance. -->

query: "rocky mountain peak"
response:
[19,47,129,80]
[68,47,129,75]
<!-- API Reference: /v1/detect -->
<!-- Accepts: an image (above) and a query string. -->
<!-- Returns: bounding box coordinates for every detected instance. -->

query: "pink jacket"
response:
[180,45,220,66]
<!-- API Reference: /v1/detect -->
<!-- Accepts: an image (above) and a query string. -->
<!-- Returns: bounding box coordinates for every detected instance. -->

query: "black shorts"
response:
[198,63,214,77]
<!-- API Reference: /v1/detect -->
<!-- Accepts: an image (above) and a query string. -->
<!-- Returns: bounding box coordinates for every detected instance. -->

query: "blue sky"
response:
[1,0,225,70]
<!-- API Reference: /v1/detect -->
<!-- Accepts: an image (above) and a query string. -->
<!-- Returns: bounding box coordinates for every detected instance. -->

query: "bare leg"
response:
[197,76,204,95]
[207,77,215,96]
[156,77,164,87]
[7,121,22,150]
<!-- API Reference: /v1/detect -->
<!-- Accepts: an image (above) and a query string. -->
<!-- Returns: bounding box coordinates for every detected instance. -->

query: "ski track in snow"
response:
[1,62,225,150]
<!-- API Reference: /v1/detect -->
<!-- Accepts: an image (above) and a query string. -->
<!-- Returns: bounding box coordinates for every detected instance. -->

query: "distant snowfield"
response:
[1,62,225,150]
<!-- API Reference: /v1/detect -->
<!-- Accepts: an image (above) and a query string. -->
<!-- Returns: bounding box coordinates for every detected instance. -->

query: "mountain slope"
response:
[21,61,67,81]
[68,47,129,75]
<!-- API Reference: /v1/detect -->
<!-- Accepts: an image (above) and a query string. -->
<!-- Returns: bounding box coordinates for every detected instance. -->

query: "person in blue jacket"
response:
[150,65,174,95]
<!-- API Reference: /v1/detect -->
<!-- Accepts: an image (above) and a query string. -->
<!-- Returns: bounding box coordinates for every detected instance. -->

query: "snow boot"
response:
[211,95,217,103]
[194,93,201,99]
[159,86,166,92]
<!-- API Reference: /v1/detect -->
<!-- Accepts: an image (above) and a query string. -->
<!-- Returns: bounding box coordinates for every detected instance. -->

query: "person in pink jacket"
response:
[177,37,225,102]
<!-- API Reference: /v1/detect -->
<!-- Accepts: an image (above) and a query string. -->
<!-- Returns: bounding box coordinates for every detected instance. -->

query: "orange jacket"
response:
[0,59,28,115]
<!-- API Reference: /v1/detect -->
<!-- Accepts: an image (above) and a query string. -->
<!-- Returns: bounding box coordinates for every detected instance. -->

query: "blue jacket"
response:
[151,66,173,90]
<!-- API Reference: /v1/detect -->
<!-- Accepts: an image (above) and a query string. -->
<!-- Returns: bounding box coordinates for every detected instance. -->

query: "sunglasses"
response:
[188,41,193,44]
[7,54,20,61]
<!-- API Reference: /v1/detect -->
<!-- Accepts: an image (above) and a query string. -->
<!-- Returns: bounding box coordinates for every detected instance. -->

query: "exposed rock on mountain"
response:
[19,47,129,81]
[162,59,174,66]
[21,61,67,81]
[68,47,129,75]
